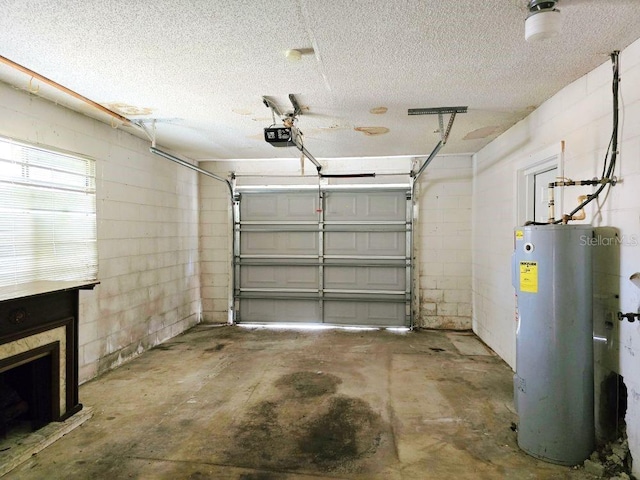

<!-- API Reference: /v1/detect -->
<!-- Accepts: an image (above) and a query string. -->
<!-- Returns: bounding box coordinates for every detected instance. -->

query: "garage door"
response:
[233,184,412,327]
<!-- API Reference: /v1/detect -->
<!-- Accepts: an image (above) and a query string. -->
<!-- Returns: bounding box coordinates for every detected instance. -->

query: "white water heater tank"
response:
[512,224,594,465]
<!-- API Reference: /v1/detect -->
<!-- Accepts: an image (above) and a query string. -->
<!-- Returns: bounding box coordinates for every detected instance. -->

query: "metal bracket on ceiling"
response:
[408,106,468,181]
[262,94,322,174]
[262,96,284,121]
[288,94,302,118]
[527,0,558,13]
[262,94,303,122]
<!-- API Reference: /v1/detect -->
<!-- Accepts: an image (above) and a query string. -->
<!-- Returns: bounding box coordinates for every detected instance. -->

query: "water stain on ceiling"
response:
[2,1,640,159]
[319,123,350,132]
[463,126,502,140]
[102,102,153,116]
[354,126,389,136]
[247,133,266,141]
[369,107,388,115]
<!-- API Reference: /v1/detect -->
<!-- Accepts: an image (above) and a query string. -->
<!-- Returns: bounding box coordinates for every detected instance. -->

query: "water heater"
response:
[512,224,594,465]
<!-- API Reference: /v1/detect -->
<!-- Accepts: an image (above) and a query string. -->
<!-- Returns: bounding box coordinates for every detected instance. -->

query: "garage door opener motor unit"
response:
[264,126,294,147]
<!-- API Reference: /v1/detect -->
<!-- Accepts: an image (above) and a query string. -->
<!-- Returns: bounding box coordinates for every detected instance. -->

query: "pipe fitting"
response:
[618,311,640,322]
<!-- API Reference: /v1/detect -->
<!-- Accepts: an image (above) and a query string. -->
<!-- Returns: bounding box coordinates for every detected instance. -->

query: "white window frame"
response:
[515,143,563,226]
[0,135,97,287]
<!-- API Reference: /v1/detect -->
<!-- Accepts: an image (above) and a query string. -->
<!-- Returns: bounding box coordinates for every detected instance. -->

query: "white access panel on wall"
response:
[233,184,412,327]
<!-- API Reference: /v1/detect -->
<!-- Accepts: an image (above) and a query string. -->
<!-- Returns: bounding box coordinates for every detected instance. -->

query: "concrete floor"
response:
[4,325,599,479]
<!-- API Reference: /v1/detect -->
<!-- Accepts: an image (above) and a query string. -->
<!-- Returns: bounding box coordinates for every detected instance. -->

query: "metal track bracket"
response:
[409,106,468,180]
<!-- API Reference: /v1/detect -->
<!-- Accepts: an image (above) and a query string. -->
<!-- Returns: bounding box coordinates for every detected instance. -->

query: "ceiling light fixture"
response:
[525,0,562,42]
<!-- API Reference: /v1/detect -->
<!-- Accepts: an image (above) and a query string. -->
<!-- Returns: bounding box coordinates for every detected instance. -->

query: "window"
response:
[515,143,562,226]
[0,136,97,287]
[527,165,558,224]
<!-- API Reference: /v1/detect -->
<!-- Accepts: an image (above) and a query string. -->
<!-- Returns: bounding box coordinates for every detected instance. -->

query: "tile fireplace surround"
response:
[0,281,98,433]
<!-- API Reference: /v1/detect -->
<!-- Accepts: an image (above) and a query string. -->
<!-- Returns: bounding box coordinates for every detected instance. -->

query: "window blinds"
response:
[0,136,97,287]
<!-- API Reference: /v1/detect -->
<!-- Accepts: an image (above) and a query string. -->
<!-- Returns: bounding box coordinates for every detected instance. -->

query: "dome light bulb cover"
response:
[525,9,562,42]
[285,49,302,62]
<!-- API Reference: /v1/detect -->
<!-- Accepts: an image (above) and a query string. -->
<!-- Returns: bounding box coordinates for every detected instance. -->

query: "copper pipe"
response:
[0,54,133,126]
[547,182,555,223]
[562,195,589,223]
[569,195,588,221]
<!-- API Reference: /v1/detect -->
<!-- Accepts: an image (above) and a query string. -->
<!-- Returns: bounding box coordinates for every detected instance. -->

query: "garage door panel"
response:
[241,231,318,255]
[241,266,318,289]
[324,266,357,286]
[325,192,405,221]
[324,266,405,291]
[324,231,357,253]
[235,186,411,327]
[366,194,404,218]
[240,299,320,322]
[325,194,357,218]
[325,231,405,256]
[324,301,405,326]
[364,302,405,325]
[241,193,318,221]
[368,232,403,253]
[241,194,278,219]
[286,195,318,218]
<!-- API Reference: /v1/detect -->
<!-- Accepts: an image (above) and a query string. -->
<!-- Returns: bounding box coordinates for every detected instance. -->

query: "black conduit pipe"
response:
[552,51,620,224]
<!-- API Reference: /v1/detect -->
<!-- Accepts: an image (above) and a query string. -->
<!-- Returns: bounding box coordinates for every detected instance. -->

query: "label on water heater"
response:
[515,230,524,240]
[519,261,538,293]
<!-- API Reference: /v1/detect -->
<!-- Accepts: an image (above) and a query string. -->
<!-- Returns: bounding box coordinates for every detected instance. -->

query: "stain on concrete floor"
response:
[2,325,603,479]
[275,371,341,398]
[226,369,390,475]
[298,395,382,467]
[204,343,227,352]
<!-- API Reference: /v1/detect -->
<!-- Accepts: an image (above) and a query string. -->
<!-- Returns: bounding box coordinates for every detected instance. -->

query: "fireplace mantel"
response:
[0,280,99,304]
[0,280,98,422]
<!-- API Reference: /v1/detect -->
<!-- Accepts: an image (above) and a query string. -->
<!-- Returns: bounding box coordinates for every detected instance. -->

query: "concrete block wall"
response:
[199,172,232,323]
[414,155,472,329]
[200,159,322,323]
[0,82,201,383]
[200,155,473,329]
[472,38,640,473]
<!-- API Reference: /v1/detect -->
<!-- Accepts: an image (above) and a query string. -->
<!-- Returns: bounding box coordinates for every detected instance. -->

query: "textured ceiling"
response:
[1,0,640,160]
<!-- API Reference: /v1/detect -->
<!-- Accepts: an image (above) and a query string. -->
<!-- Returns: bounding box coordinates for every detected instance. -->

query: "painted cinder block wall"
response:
[0,82,201,383]
[473,37,640,473]
[199,169,232,323]
[199,155,473,329]
[414,155,472,329]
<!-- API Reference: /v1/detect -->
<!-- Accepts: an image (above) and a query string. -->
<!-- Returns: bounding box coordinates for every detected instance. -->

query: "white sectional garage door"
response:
[233,185,412,327]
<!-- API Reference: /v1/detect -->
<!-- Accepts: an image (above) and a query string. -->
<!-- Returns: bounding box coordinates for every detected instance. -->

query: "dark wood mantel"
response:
[0,280,98,421]
[0,280,99,304]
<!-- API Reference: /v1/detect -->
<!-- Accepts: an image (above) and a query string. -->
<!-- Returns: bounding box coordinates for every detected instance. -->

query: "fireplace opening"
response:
[0,282,97,475]
[0,343,60,439]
